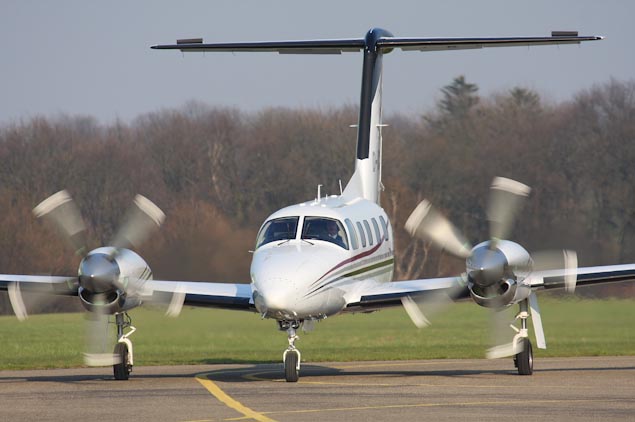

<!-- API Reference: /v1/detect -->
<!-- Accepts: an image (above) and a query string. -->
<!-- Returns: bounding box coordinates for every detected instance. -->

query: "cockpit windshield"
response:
[256,217,299,248]
[301,217,349,249]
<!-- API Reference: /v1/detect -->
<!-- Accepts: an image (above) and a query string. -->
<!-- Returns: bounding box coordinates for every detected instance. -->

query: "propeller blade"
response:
[7,283,54,321]
[125,279,185,318]
[8,282,28,321]
[7,278,78,321]
[486,306,522,359]
[165,284,186,318]
[486,339,523,359]
[531,249,578,293]
[110,195,165,250]
[487,177,530,243]
[33,190,87,255]
[83,294,118,367]
[405,200,472,259]
[401,276,468,328]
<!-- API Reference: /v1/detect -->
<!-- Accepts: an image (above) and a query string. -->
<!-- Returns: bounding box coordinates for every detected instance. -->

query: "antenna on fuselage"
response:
[316,184,323,203]
[339,180,343,196]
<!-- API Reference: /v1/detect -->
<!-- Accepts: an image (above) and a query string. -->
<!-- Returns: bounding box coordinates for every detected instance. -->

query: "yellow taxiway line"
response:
[195,373,277,422]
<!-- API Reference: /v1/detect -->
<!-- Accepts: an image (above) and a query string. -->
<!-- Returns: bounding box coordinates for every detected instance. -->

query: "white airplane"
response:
[2,28,633,383]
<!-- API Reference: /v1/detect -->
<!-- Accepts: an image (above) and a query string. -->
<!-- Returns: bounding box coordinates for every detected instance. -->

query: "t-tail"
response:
[341,28,391,204]
[152,28,603,204]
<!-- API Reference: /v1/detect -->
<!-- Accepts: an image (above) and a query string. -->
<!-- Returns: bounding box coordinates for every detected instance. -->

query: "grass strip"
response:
[0,296,633,370]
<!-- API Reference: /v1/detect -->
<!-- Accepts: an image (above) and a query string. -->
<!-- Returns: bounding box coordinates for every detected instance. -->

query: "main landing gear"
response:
[511,299,533,375]
[514,337,533,375]
[279,320,301,382]
[113,312,135,380]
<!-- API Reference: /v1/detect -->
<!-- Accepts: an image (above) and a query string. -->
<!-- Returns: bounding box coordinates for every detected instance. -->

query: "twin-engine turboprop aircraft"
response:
[2,28,634,382]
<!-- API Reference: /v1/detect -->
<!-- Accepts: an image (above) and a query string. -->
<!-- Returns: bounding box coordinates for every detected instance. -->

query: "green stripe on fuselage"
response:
[340,258,394,279]
[306,257,395,297]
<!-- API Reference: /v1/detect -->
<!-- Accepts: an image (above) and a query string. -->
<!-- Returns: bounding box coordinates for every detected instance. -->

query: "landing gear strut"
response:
[279,320,301,382]
[113,312,135,380]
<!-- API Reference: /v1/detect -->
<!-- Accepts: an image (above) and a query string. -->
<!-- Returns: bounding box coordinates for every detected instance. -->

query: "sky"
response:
[1,1,633,125]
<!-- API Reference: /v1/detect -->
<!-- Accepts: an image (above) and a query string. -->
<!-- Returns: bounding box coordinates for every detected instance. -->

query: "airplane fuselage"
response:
[250,195,394,321]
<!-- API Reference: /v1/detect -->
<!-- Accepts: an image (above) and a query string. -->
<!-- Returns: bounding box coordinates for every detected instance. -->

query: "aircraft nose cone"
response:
[253,277,298,317]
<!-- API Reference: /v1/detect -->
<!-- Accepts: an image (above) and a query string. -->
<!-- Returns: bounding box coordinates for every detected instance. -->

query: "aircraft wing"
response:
[0,275,79,296]
[151,32,602,55]
[531,263,635,290]
[146,280,255,311]
[0,275,255,312]
[344,276,468,312]
[344,262,635,312]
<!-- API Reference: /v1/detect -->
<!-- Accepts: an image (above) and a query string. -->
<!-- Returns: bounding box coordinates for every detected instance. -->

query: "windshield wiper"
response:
[276,239,292,246]
[301,239,314,246]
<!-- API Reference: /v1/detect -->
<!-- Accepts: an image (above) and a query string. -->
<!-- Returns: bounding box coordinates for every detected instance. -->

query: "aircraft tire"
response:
[284,350,299,382]
[113,343,131,380]
[516,338,533,375]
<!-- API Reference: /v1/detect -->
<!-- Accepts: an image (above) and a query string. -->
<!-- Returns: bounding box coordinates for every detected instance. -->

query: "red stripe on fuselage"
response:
[313,237,385,285]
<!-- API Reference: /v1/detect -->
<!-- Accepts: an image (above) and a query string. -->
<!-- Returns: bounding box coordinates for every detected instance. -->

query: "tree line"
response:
[1,77,634,313]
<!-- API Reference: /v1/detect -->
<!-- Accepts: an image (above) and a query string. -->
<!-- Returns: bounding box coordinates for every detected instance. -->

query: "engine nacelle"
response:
[77,247,152,314]
[78,287,142,314]
[466,240,533,309]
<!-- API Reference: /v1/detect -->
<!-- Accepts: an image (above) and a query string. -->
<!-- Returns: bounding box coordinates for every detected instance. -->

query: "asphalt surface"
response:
[1,357,634,421]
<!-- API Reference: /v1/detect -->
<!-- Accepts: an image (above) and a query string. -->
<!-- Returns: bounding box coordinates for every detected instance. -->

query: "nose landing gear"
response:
[279,320,301,382]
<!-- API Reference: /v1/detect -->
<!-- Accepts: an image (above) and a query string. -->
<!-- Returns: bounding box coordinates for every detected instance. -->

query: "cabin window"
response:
[301,217,349,249]
[379,215,390,241]
[256,216,299,248]
[363,220,373,246]
[371,218,382,243]
[345,218,359,250]
[356,222,367,247]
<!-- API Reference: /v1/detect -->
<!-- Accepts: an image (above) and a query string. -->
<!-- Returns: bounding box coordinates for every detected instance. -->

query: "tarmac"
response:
[1,356,634,421]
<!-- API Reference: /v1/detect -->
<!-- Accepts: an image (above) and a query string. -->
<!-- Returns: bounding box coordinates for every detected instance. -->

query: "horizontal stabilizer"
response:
[152,38,365,54]
[152,32,602,55]
[376,34,602,52]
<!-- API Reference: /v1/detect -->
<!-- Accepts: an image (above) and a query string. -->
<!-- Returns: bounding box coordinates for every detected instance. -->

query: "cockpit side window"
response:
[379,215,390,241]
[344,218,359,250]
[256,216,299,248]
[371,218,382,243]
[356,221,367,248]
[363,220,373,246]
[302,217,349,249]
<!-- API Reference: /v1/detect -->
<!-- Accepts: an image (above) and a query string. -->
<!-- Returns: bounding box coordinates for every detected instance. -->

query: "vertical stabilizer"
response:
[342,28,392,204]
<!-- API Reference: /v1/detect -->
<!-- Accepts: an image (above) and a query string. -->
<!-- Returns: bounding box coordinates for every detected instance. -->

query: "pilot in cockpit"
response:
[325,220,345,248]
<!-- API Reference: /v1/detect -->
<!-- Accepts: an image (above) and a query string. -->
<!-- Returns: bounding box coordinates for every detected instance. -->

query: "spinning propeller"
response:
[9,190,185,366]
[403,177,577,358]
